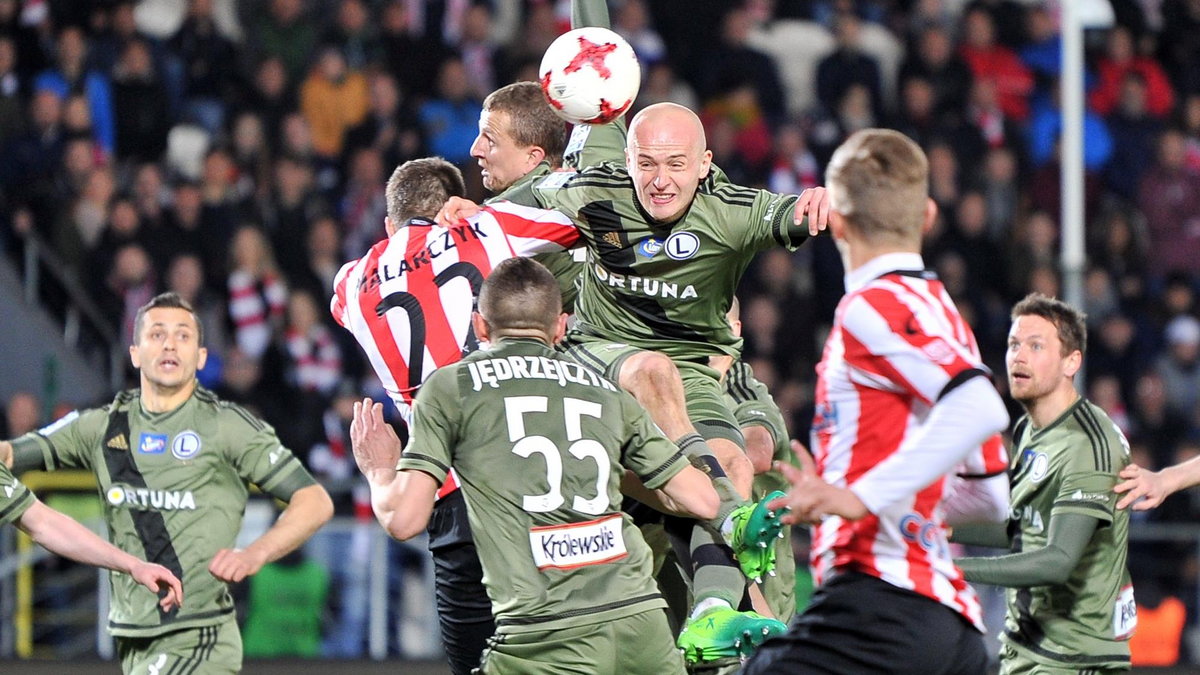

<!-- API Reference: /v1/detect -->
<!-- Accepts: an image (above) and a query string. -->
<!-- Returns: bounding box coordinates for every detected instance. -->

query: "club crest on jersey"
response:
[636,237,663,258]
[1022,448,1049,482]
[137,432,168,455]
[171,431,202,460]
[664,231,700,260]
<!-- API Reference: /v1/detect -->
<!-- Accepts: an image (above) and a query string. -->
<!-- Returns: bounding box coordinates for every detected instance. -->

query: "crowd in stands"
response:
[2,0,1200,662]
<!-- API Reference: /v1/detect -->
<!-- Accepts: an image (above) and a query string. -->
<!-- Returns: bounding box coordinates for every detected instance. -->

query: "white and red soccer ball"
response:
[539,27,641,126]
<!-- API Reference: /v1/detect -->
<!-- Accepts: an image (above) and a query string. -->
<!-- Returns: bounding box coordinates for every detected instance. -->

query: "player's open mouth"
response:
[160,359,179,370]
[650,193,674,205]
[1010,372,1031,382]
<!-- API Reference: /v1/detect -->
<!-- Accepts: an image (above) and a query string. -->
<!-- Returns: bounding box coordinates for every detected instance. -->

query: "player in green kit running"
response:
[0,462,183,611]
[955,294,1135,674]
[1,293,333,674]
[353,257,722,674]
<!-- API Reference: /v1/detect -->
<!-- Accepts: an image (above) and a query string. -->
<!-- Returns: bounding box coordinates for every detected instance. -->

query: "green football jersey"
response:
[399,338,689,634]
[10,387,317,638]
[722,359,796,621]
[534,163,808,361]
[1002,398,1134,669]
[0,462,35,526]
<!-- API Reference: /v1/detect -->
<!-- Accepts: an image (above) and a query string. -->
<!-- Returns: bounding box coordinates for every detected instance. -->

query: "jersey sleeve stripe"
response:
[403,452,451,475]
[0,491,34,524]
[1072,410,1105,472]
[639,451,685,484]
[257,456,302,488]
[936,367,989,401]
[1078,405,1114,473]
[1050,500,1112,517]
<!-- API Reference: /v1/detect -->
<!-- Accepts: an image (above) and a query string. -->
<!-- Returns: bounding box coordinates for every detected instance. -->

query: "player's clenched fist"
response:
[208,548,267,583]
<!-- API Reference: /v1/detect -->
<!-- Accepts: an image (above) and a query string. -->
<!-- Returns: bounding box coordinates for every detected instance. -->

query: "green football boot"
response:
[726,490,789,582]
[676,606,787,663]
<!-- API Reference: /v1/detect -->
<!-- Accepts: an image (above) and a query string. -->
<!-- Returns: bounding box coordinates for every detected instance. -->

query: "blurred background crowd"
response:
[0,0,1199,666]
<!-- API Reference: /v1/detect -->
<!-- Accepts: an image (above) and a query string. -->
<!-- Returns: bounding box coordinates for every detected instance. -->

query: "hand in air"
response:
[436,197,482,226]
[1114,463,1167,510]
[769,440,868,525]
[350,398,404,484]
[793,187,831,236]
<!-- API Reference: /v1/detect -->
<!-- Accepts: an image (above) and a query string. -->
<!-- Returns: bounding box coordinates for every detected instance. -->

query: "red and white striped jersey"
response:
[331,201,580,422]
[809,252,1004,631]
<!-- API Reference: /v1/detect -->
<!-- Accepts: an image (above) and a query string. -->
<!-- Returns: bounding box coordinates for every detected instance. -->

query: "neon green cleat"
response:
[726,490,789,581]
[676,606,787,663]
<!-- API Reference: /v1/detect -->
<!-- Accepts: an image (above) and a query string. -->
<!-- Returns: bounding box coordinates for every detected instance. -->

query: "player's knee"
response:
[619,351,681,397]
[711,438,754,477]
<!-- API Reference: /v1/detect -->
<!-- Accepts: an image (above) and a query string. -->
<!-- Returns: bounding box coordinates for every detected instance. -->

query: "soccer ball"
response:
[539,27,641,125]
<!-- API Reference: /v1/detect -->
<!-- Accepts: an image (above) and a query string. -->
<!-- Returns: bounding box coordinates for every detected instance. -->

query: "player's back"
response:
[331,205,578,418]
[407,338,675,634]
[811,259,987,627]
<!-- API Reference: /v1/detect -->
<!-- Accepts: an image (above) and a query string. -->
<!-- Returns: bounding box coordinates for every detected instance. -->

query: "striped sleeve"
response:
[840,288,986,406]
[330,259,358,328]
[483,201,581,256]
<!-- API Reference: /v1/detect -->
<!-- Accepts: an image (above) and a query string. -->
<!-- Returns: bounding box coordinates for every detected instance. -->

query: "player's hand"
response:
[793,186,831,236]
[435,196,481,226]
[769,440,868,524]
[130,561,184,612]
[1114,463,1169,510]
[350,398,403,485]
[208,548,267,583]
[708,354,735,380]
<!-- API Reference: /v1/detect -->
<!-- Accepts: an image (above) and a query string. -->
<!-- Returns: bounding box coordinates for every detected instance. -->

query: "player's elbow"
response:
[384,513,429,542]
[295,484,335,527]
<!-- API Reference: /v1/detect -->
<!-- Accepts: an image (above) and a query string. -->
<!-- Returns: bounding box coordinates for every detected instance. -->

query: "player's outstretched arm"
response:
[770,440,868,525]
[350,398,438,541]
[209,483,334,584]
[640,466,719,521]
[1115,457,1200,510]
[955,512,1098,587]
[18,500,183,611]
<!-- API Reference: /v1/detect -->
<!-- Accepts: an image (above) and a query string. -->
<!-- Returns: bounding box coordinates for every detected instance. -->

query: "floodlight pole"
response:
[1061,1,1087,387]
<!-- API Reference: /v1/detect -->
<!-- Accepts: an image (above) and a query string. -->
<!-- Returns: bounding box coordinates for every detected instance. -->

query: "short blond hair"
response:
[826,129,928,243]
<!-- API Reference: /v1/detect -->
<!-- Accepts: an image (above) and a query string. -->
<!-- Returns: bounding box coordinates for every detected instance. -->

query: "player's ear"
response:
[129,343,141,369]
[829,209,847,241]
[922,197,938,235]
[1063,349,1083,379]
[552,313,569,344]
[527,145,546,168]
[699,149,713,180]
[384,217,398,238]
[472,312,490,342]
[196,347,208,372]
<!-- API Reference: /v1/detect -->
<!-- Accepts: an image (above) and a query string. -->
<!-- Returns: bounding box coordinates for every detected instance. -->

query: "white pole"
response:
[1061,1,1086,386]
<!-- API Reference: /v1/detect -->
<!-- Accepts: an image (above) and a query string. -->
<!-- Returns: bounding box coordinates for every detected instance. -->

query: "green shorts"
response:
[117,619,242,675]
[999,642,1129,675]
[477,609,685,675]
[559,332,744,447]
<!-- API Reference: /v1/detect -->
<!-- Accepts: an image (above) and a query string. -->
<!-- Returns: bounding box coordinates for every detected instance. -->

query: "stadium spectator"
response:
[34,25,115,156]
[344,72,423,171]
[695,7,785,122]
[322,0,381,72]
[743,128,1008,675]
[1138,128,1200,279]
[899,23,974,118]
[958,6,1034,122]
[167,0,238,135]
[417,56,482,167]
[1090,24,1175,119]
[227,225,287,360]
[299,46,370,162]
[352,256,718,675]
[815,11,883,122]
[1156,315,1200,421]
[250,0,318,86]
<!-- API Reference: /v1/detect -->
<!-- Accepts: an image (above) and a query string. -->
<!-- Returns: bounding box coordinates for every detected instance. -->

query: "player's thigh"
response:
[118,621,242,675]
[557,332,640,382]
[613,609,687,675]
[476,624,599,675]
[674,364,744,448]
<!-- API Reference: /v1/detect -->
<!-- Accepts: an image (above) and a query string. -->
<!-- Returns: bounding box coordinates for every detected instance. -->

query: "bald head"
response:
[625,103,712,222]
